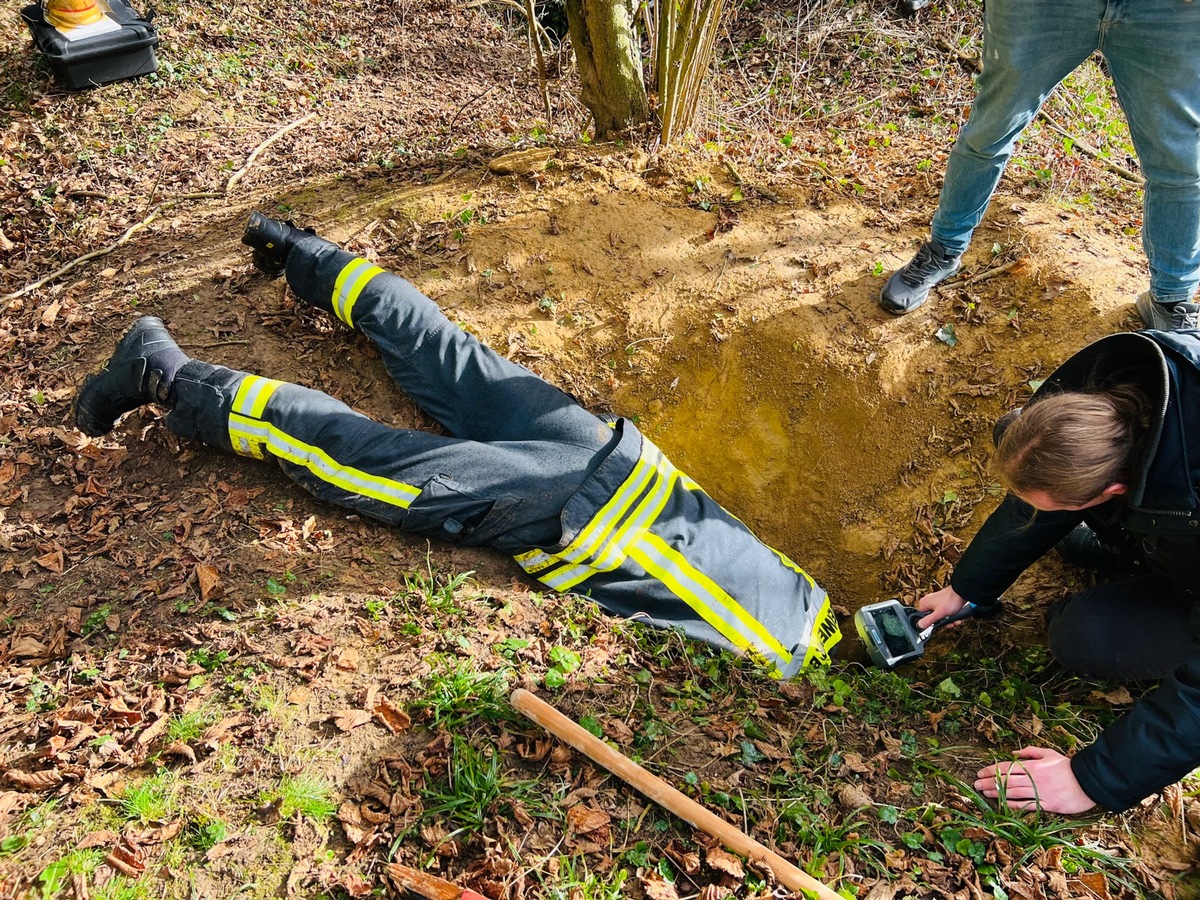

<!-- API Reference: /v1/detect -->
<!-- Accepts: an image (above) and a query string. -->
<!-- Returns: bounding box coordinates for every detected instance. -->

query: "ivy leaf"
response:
[739,740,766,766]
[935,323,958,347]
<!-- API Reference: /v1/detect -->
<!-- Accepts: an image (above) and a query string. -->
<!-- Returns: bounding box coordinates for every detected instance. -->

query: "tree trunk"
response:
[563,0,649,141]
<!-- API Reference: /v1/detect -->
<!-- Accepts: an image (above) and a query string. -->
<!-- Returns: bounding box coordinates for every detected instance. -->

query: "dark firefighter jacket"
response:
[513,419,842,678]
[950,330,1200,812]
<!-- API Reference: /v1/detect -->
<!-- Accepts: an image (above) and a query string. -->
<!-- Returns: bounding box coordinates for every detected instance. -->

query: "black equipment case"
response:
[21,0,159,90]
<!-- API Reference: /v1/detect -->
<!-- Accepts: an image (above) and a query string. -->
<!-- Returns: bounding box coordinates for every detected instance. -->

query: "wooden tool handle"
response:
[384,863,487,900]
[510,689,842,900]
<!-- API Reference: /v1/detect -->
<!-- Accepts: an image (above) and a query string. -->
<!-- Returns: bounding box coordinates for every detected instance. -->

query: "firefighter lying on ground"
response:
[75,214,842,677]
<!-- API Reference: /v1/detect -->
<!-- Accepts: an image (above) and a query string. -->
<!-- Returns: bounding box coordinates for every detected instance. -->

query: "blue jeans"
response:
[931,0,1200,303]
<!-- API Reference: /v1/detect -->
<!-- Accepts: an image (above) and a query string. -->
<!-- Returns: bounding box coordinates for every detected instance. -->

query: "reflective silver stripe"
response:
[332,258,384,327]
[541,458,677,591]
[227,413,420,508]
[629,532,793,671]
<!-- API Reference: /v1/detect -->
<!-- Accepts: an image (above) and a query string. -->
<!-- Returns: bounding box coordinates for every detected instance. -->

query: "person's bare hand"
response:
[916,585,968,630]
[976,747,1097,814]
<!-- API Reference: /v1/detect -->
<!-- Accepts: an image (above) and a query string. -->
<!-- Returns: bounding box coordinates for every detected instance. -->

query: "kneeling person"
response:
[76,215,841,677]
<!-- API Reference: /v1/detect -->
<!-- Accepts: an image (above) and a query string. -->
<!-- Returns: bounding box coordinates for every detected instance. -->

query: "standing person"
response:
[74,214,841,677]
[880,0,1200,331]
[916,329,1200,813]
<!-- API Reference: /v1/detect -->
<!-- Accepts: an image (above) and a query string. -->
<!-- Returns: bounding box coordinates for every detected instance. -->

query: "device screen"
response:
[875,606,918,658]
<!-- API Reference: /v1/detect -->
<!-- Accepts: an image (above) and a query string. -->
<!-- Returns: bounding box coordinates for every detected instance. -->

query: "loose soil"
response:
[1,0,1197,898]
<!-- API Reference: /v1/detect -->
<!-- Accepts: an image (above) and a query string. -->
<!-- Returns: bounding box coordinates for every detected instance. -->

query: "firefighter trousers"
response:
[167,235,620,552]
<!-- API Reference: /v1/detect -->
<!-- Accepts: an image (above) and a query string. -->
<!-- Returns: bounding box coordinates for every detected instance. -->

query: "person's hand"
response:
[976,747,1097,814]
[916,585,968,630]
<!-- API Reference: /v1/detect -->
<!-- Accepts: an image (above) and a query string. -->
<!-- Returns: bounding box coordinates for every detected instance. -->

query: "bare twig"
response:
[225,112,318,194]
[1,209,162,304]
[722,157,781,203]
[459,0,555,56]
[951,257,1029,287]
[1036,111,1144,185]
[522,0,552,121]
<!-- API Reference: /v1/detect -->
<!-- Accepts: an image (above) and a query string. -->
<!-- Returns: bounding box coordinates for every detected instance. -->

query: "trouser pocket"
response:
[401,475,523,546]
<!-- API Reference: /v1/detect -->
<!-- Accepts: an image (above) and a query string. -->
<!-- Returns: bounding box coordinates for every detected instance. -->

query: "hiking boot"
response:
[880,241,962,315]
[1055,523,1140,576]
[1135,291,1200,331]
[242,211,314,278]
[75,317,189,436]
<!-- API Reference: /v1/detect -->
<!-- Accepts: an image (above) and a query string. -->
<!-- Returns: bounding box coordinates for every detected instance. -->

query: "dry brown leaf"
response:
[334,646,360,672]
[161,741,197,764]
[372,696,412,734]
[77,829,121,849]
[4,768,63,790]
[705,846,745,878]
[35,548,64,573]
[1091,687,1134,706]
[10,636,49,658]
[837,782,873,811]
[41,300,62,327]
[201,714,249,745]
[287,687,312,705]
[698,887,732,900]
[1066,873,1110,898]
[337,801,372,845]
[105,844,145,877]
[664,839,701,875]
[195,564,223,601]
[638,871,681,900]
[565,804,610,835]
[126,820,184,845]
[136,716,169,746]
[332,709,373,732]
[837,751,873,775]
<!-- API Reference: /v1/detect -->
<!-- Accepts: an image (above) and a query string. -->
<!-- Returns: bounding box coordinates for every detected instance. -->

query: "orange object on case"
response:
[45,0,104,28]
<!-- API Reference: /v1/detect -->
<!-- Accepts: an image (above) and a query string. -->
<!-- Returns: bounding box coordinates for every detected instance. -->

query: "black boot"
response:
[1055,523,1140,576]
[75,317,189,436]
[242,211,314,278]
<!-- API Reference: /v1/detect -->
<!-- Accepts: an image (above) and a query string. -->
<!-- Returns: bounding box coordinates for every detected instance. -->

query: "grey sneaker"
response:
[880,241,962,314]
[1135,291,1200,331]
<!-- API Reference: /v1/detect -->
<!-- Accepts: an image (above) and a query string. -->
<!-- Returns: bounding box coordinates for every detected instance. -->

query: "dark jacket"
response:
[950,330,1200,812]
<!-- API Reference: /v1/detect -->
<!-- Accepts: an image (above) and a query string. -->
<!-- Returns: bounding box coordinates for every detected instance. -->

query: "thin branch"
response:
[522,0,552,121]
[225,112,318,194]
[1,209,162,303]
[953,257,1029,287]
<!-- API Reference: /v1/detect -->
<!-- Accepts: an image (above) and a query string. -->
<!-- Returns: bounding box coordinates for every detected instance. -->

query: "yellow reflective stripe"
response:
[514,549,558,575]
[331,258,384,327]
[801,595,841,668]
[628,532,792,671]
[771,547,817,590]
[542,451,660,570]
[227,412,421,508]
[229,422,266,459]
[231,375,284,418]
[332,258,370,322]
[638,531,792,660]
[535,457,675,591]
